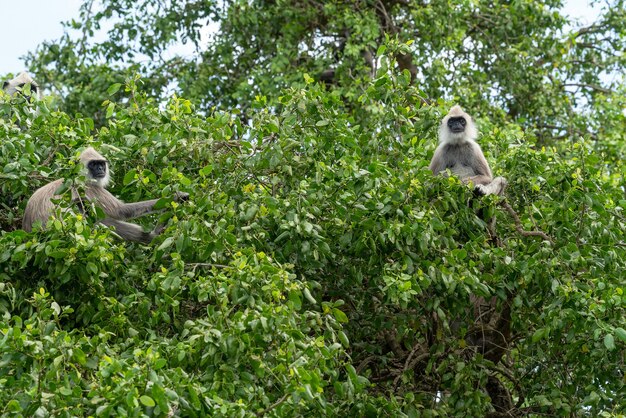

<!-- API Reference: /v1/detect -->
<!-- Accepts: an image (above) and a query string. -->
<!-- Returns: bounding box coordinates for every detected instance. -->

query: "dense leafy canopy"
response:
[27,0,626,134]
[1,0,626,416]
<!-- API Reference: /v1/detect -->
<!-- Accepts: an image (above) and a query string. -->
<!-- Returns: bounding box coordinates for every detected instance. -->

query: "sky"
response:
[0,0,604,77]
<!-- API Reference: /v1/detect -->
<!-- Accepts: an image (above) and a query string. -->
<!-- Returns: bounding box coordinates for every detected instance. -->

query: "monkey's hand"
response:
[174,191,190,202]
[474,184,487,197]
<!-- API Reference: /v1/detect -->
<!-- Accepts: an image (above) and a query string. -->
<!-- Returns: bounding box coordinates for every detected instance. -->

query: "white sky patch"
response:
[563,0,603,25]
[0,0,82,75]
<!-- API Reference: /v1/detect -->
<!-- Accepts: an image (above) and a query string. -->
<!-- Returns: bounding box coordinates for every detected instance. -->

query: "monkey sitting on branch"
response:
[22,147,188,244]
[430,105,552,243]
[430,105,507,196]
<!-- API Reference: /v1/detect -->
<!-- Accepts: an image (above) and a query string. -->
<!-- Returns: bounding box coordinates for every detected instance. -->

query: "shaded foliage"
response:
[1,67,626,415]
[1,0,626,415]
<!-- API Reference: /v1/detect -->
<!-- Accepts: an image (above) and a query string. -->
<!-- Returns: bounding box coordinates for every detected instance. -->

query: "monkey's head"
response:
[439,105,478,145]
[2,72,41,100]
[80,147,110,188]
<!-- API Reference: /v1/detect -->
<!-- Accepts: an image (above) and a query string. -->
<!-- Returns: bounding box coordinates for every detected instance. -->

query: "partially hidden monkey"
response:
[22,147,188,244]
[2,72,42,99]
[429,105,507,196]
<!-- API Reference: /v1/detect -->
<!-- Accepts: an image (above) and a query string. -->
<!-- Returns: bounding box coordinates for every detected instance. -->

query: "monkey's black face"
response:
[447,116,467,133]
[88,160,108,179]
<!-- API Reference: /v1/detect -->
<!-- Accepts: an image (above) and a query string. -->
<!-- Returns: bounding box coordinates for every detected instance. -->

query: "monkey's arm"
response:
[475,176,508,196]
[117,199,162,219]
[99,190,189,220]
[465,144,493,185]
[429,146,447,175]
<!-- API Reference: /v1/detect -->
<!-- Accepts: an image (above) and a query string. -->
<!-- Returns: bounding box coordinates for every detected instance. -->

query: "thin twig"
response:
[356,355,376,374]
[256,392,290,417]
[393,344,429,389]
[499,200,553,243]
[187,263,230,272]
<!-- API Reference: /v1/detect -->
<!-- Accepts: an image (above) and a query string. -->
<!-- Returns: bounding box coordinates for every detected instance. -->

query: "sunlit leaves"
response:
[2,32,626,415]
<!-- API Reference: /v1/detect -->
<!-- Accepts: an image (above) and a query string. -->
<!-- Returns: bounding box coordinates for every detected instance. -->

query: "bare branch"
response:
[255,392,290,417]
[562,83,613,94]
[573,24,605,38]
[393,343,428,389]
[499,200,553,243]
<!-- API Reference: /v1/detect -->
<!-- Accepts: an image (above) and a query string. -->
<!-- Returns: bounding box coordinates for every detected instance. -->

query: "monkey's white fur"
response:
[80,147,111,188]
[430,105,507,196]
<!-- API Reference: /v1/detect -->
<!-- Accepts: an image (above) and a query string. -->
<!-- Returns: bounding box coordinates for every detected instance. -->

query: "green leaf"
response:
[73,348,87,365]
[87,262,98,275]
[153,358,167,370]
[157,237,174,251]
[107,83,122,95]
[332,308,348,323]
[151,384,168,411]
[200,164,213,177]
[187,385,201,410]
[105,102,115,118]
[532,328,548,343]
[303,287,316,304]
[140,395,156,407]
[59,387,73,396]
[316,119,329,127]
[615,327,626,343]
[604,333,615,351]
[338,331,349,348]
[123,169,136,185]
[242,204,258,221]
[180,175,191,186]
[289,291,302,310]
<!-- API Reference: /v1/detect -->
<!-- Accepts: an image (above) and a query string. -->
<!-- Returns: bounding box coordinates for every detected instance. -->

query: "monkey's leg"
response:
[99,218,158,244]
[465,174,494,187]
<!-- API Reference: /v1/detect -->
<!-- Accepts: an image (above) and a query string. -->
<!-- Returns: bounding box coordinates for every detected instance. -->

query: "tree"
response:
[1,0,625,416]
[27,0,626,137]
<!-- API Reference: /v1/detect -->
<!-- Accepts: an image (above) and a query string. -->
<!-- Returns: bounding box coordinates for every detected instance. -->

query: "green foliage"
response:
[2,67,626,415]
[25,0,626,139]
[3,0,626,414]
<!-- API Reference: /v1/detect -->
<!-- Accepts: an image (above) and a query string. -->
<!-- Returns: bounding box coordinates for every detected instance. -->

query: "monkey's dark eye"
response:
[2,81,8,89]
[31,85,38,92]
[17,83,25,88]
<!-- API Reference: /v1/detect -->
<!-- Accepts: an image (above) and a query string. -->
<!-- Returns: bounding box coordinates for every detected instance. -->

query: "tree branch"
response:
[256,392,290,417]
[499,200,553,243]
[562,83,613,94]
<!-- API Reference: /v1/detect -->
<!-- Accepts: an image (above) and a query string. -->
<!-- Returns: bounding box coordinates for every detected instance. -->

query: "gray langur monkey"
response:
[2,72,42,99]
[22,147,188,244]
[429,105,507,196]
